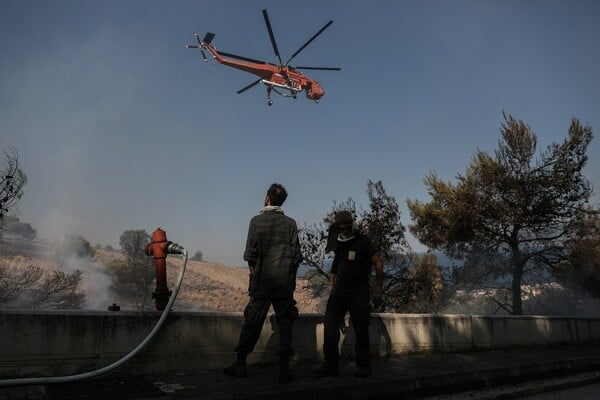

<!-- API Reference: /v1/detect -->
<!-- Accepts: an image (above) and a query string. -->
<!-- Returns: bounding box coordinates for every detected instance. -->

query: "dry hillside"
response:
[0,240,326,313]
[165,258,325,313]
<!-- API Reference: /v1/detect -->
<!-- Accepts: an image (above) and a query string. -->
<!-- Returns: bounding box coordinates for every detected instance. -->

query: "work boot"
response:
[277,359,294,383]
[312,362,337,378]
[222,359,247,377]
[354,365,371,378]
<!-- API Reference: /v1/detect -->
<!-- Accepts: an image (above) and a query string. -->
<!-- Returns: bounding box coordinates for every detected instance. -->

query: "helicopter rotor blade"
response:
[285,20,333,66]
[219,51,272,65]
[295,66,341,71]
[262,9,283,65]
[237,78,262,94]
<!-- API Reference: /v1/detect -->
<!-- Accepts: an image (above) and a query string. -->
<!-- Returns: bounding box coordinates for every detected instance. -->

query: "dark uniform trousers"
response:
[235,296,298,360]
[323,282,371,368]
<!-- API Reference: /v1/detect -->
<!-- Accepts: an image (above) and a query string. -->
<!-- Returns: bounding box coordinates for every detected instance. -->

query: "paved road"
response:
[2,345,600,399]
[518,383,600,400]
[426,370,600,399]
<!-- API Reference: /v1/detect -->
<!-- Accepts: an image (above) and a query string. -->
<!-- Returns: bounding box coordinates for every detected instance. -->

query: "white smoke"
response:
[60,254,117,310]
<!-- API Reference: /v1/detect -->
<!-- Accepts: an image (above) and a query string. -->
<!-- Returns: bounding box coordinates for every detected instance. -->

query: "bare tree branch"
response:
[0,148,27,229]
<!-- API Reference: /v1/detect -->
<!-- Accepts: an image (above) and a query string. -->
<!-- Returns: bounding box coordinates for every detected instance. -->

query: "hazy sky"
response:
[1,1,599,267]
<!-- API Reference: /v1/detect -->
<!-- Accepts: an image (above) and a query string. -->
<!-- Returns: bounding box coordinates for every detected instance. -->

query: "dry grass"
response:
[166,258,325,313]
[1,241,325,313]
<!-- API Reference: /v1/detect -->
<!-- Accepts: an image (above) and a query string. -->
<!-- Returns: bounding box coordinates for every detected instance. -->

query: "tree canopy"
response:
[2,216,36,240]
[107,229,155,310]
[191,250,203,262]
[56,234,95,259]
[558,208,600,299]
[408,114,594,314]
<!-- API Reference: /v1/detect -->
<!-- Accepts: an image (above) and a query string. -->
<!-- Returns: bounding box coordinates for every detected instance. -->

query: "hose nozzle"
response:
[167,243,185,255]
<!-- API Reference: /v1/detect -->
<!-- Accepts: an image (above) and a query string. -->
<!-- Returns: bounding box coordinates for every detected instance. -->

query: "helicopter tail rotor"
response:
[186,32,217,61]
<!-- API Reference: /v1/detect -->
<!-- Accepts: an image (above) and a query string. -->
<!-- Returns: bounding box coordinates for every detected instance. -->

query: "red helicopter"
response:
[186,9,340,106]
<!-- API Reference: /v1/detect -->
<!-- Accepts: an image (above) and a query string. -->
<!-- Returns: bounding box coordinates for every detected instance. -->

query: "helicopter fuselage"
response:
[203,42,325,100]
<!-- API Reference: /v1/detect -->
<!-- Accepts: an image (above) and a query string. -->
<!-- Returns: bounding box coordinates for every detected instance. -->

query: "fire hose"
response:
[0,229,187,387]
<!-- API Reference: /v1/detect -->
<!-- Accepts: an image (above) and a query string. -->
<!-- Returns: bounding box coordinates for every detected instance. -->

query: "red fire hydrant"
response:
[144,228,173,311]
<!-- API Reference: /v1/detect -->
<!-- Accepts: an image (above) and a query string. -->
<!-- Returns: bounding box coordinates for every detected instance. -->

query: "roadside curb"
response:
[239,355,600,399]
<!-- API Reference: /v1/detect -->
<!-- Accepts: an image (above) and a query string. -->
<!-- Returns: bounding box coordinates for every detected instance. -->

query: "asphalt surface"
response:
[2,345,600,400]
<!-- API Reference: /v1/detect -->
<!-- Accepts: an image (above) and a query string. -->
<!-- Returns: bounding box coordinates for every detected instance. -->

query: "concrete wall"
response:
[1,310,599,378]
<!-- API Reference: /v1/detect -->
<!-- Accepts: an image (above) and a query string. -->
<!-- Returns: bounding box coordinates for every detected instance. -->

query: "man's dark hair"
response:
[267,183,288,206]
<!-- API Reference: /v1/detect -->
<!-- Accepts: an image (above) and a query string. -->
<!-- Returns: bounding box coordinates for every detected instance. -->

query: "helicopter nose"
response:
[307,84,324,100]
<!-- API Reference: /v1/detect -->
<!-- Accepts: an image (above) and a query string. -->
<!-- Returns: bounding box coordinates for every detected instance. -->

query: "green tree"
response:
[191,250,203,262]
[119,230,149,261]
[408,114,594,315]
[298,197,356,296]
[556,207,600,299]
[385,251,444,313]
[4,217,36,240]
[300,180,443,313]
[107,230,154,310]
[0,148,27,231]
[56,234,95,259]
